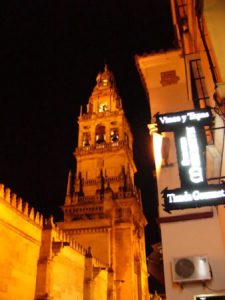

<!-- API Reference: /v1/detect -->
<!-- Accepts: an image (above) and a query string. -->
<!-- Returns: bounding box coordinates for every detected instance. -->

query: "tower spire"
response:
[59,66,148,299]
[88,65,122,114]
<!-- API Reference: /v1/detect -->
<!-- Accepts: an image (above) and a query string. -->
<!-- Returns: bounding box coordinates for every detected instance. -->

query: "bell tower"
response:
[59,65,149,300]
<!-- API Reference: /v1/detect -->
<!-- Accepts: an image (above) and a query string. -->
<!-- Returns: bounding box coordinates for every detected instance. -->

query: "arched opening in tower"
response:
[96,124,106,144]
[110,128,119,143]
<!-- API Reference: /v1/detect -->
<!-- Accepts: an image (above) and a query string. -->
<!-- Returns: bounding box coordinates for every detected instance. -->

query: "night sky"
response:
[1,0,174,251]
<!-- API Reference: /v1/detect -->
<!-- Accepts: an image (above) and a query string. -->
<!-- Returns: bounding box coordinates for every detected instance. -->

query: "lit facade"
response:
[0,67,149,300]
[136,0,225,299]
[58,65,149,300]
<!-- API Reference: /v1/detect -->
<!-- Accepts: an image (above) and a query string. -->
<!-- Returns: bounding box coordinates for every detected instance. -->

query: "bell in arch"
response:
[96,125,106,144]
[110,128,119,143]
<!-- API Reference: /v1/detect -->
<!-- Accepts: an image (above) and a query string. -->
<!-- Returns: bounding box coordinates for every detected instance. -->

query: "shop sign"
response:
[155,108,225,211]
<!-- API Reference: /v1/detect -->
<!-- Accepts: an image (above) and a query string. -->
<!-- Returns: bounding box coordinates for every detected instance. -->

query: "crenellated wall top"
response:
[0,183,43,227]
[48,218,107,267]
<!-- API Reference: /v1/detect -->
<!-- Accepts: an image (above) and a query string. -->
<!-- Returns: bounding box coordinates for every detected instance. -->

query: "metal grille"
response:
[190,59,210,108]
[190,59,213,144]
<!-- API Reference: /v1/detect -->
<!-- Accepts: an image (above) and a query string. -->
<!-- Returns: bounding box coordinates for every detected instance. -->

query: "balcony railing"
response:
[83,175,122,186]
[79,110,121,121]
[64,204,104,218]
[75,139,130,155]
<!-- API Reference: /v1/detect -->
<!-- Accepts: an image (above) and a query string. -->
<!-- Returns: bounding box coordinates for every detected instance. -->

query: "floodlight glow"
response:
[153,133,163,173]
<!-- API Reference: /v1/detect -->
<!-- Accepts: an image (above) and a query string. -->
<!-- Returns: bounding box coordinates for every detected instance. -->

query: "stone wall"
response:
[35,220,109,300]
[0,184,109,300]
[35,219,87,300]
[0,184,43,300]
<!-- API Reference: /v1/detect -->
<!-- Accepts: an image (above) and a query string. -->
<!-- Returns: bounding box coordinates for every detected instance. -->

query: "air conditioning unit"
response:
[171,255,211,283]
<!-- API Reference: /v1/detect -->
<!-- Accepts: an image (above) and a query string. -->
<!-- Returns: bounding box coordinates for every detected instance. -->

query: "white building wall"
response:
[136,44,225,299]
[161,214,225,300]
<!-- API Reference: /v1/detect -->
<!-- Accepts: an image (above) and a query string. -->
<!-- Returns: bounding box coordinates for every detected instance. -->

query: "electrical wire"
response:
[204,284,225,293]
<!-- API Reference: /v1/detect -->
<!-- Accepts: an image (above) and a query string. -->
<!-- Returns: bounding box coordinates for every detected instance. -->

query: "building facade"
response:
[58,65,149,300]
[0,184,108,300]
[136,0,225,299]
[0,66,149,300]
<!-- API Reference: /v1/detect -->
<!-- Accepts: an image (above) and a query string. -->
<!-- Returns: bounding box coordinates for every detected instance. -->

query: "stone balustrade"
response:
[79,109,122,121]
[75,139,131,156]
[83,175,121,186]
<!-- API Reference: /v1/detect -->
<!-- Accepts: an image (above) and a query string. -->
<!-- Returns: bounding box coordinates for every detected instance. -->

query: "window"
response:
[95,125,106,144]
[82,132,91,147]
[99,103,108,112]
[190,59,209,109]
[190,59,213,144]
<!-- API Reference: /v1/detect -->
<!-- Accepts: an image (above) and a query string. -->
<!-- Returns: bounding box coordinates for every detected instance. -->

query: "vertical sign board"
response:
[174,126,207,187]
[155,108,225,212]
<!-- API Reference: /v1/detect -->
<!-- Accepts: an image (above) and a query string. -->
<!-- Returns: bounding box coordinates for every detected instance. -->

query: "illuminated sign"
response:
[155,108,212,132]
[174,125,207,187]
[162,185,225,211]
[155,108,225,212]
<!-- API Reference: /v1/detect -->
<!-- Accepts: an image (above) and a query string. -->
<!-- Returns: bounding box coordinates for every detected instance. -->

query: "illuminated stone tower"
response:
[59,66,149,300]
